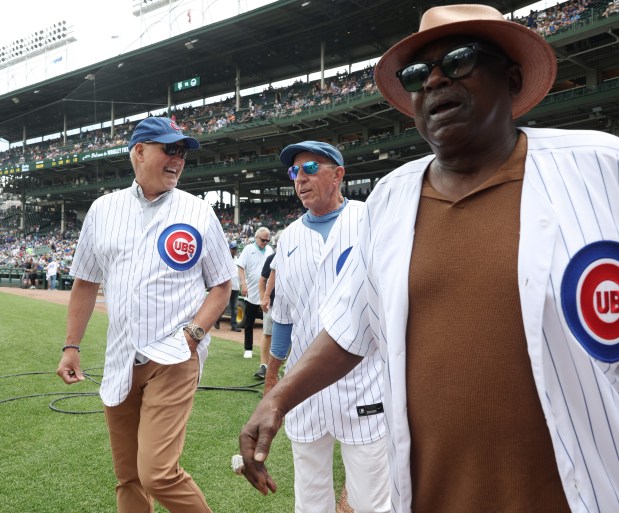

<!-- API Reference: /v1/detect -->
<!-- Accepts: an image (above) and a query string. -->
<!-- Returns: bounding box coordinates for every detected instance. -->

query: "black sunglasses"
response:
[395,43,507,93]
[143,141,189,160]
[257,236,270,243]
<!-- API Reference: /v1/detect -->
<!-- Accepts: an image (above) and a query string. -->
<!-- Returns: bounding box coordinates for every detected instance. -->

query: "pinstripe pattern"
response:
[321,128,619,513]
[71,182,236,406]
[272,200,386,444]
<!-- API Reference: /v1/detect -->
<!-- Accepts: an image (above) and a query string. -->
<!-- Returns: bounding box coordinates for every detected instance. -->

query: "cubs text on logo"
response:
[157,223,202,271]
[561,241,619,362]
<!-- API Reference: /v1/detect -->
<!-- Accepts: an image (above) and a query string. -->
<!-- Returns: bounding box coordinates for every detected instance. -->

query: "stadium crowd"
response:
[0,0,613,279]
[0,0,613,169]
[517,0,603,36]
[0,66,378,168]
[0,194,373,279]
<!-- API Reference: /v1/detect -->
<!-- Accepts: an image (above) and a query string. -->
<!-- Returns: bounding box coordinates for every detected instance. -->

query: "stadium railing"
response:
[0,268,74,290]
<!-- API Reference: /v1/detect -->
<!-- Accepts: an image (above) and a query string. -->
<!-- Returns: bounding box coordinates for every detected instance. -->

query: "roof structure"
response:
[0,0,536,142]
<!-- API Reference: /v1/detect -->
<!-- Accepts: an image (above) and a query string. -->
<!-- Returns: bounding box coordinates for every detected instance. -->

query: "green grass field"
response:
[0,291,346,512]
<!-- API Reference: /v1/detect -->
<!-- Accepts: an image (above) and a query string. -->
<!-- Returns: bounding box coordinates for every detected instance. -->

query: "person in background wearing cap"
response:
[254,230,280,380]
[240,5,619,513]
[57,117,236,513]
[252,140,390,513]
[214,241,242,332]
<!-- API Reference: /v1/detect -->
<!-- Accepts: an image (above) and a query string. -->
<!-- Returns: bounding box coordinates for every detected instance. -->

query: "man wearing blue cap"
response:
[57,117,236,513]
[259,140,390,513]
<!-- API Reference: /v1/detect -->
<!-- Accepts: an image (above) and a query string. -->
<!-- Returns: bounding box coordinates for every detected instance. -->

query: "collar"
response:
[131,180,173,205]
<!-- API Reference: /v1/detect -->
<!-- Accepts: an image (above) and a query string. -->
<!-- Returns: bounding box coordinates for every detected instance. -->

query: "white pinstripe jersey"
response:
[237,243,274,304]
[321,128,619,513]
[272,200,386,444]
[71,183,236,406]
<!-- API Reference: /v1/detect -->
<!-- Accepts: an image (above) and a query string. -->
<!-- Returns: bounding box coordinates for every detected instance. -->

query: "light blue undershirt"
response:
[270,199,347,360]
[301,198,348,242]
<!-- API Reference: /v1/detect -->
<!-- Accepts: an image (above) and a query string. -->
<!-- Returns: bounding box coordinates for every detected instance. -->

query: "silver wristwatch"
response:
[183,323,206,343]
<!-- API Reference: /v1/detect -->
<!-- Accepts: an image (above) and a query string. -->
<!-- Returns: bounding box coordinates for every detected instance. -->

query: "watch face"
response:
[194,326,205,339]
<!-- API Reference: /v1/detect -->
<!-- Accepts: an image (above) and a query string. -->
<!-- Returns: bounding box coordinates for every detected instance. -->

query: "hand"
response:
[56,350,85,384]
[183,330,199,353]
[260,295,270,313]
[239,399,283,495]
[241,284,248,297]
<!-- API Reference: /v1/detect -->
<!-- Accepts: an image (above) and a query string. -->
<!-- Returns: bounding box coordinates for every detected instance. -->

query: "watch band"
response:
[183,323,206,342]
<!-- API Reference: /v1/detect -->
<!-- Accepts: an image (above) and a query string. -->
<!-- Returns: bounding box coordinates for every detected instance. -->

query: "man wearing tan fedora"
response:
[240,5,619,513]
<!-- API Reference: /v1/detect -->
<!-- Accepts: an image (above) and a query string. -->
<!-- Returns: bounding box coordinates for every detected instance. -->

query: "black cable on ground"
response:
[0,369,264,414]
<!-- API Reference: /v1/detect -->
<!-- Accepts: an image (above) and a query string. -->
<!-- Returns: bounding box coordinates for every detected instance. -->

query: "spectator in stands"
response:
[603,0,619,16]
[56,117,236,513]
[239,5,619,513]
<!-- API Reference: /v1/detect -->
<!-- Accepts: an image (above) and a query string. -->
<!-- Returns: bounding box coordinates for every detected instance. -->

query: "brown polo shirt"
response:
[406,133,570,513]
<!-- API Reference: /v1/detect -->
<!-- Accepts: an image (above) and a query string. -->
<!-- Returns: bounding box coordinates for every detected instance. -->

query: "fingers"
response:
[241,460,277,495]
[56,366,85,384]
[56,355,85,384]
[239,408,284,495]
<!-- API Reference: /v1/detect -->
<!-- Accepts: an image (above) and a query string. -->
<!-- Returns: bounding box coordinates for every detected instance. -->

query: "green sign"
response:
[173,77,201,92]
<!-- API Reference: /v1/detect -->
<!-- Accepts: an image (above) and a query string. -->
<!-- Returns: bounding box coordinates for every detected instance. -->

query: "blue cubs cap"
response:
[229,241,238,249]
[128,117,200,151]
[279,140,344,167]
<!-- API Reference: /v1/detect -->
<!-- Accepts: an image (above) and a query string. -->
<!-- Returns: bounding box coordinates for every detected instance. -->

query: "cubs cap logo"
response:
[561,241,619,362]
[157,223,202,271]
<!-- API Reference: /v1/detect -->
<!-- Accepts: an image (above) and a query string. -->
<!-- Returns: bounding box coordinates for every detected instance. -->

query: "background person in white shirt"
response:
[237,226,273,358]
[45,256,59,290]
[214,241,242,332]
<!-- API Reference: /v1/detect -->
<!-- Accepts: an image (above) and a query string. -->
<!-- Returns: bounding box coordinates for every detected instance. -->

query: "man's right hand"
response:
[56,350,85,384]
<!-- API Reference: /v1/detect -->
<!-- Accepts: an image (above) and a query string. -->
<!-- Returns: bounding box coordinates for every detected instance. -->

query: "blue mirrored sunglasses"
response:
[288,161,336,180]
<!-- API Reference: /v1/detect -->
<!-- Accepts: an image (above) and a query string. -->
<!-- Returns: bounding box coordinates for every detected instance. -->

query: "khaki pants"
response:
[104,353,211,513]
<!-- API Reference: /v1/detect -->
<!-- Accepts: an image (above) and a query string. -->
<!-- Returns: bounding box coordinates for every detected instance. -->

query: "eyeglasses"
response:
[395,43,507,93]
[287,161,336,180]
[257,236,270,243]
[143,141,189,160]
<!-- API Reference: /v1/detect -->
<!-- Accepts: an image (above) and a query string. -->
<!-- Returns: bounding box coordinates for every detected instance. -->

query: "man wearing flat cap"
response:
[57,117,236,512]
[260,140,390,512]
[240,5,619,513]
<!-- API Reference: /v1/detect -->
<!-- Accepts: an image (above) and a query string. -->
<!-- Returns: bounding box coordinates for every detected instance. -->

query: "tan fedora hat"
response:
[374,4,557,119]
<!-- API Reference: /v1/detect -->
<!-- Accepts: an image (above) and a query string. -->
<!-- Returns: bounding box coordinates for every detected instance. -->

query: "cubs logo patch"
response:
[157,223,202,271]
[561,241,619,362]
